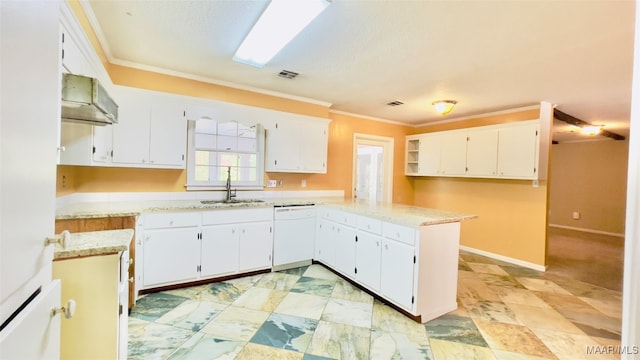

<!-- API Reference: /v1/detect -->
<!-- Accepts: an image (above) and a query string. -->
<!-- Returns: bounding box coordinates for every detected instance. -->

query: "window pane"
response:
[238,167,257,182]
[218,153,238,167]
[195,133,216,149]
[238,124,256,138]
[195,150,215,166]
[218,122,237,137]
[217,135,237,151]
[238,153,256,167]
[195,119,217,134]
[195,165,209,182]
[238,137,256,152]
[216,166,238,182]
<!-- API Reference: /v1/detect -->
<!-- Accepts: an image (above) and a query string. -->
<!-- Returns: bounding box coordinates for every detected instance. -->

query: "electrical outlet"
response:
[267,180,277,188]
[277,179,283,187]
[301,180,307,188]
[572,211,581,220]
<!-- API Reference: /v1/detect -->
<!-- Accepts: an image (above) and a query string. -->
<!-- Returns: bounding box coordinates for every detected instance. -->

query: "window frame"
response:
[185,119,265,191]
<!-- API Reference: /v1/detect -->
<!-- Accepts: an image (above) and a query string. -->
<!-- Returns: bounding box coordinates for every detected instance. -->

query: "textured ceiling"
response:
[84,0,636,142]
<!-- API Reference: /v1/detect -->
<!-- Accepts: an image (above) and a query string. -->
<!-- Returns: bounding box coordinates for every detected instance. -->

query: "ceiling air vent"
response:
[386,100,404,106]
[278,70,299,79]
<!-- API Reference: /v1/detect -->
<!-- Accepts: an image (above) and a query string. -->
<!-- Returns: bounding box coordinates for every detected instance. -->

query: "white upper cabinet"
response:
[265,116,330,173]
[59,122,113,166]
[405,120,540,180]
[149,95,187,167]
[497,122,539,178]
[419,133,443,176]
[465,128,498,177]
[439,131,468,176]
[111,86,187,169]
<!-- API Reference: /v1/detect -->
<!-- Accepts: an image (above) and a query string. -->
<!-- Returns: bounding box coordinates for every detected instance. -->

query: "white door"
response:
[1,0,61,356]
[149,97,187,167]
[381,238,415,310]
[355,232,382,291]
[497,124,539,178]
[466,129,498,177]
[440,132,468,176]
[334,224,357,279]
[353,134,394,203]
[239,222,273,271]
[112,86,151,165]
[201,225,239,277]
[419,133,442,175]
[143,228,200,287]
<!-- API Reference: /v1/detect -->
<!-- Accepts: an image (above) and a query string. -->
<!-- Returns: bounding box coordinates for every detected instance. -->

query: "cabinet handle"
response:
[385,244,389,250]
[376,241,379,247]
[51,298,76,319]
[396,232,400,238]
[45,230,70,248]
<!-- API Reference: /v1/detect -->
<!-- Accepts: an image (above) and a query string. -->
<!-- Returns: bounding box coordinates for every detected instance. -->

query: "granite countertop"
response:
[322,200,477,227]
[53,229,134,260]
[55,197,476,228]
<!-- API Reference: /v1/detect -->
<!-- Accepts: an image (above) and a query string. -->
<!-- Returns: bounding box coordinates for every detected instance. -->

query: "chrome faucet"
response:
[225,166,236,202]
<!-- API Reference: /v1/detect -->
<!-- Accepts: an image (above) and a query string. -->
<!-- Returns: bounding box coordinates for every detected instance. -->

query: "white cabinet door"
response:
[419,133,442,175]
[334,224,356,279]
[265,122,300,172]
[61,27,83,75]
[498,123,539,179]
[355,232,382,291]
[439,131,467,176]
[465,129,498,177]
[239,221,273,272]
[149,97,186,167]
[112,87,151,165]
[381,238,415,310]
[315,219,336,266]
[300,121,328,173]
[265,117,330,173]
[143,228,200,287]
[92,125,113,164]
[201,224,239,277]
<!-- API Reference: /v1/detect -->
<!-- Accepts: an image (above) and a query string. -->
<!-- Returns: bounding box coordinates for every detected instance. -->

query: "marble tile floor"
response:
[129,251,622,359]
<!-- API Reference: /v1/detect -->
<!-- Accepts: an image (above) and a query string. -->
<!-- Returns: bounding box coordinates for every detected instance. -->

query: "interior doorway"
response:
[352,134,394,203]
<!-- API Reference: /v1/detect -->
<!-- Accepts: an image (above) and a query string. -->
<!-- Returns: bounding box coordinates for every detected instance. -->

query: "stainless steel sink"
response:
[200,199,265,205]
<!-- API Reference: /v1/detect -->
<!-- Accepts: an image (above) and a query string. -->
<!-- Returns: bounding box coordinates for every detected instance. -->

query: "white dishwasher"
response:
[273,204,316,270]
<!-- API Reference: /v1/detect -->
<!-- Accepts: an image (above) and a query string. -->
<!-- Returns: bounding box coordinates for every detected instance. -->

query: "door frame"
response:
[352,133,394,203]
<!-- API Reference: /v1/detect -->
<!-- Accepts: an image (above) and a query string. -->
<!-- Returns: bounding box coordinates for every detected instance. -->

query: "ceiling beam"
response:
[554,108,625,141]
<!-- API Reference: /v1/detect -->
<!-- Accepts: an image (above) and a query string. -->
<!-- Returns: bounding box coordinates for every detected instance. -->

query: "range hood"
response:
[61,73,118,126]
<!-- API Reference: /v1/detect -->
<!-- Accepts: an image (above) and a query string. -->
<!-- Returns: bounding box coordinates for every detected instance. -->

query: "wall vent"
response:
[386,100,404,106]
[278,70,299,79]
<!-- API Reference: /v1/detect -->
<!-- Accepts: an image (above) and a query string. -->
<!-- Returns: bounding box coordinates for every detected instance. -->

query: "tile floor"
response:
[128,251,622,359]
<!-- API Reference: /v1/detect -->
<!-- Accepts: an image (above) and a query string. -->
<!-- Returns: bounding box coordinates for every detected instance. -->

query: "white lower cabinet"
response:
[140,208,273,290]
[238,221,274,271]
[355,231,382,291]
[380,238,415,310]
[315,206,460,323]
[200,224,238,277]
[333,223,356,279]
[315,218,336,266]
[143,226,201,287]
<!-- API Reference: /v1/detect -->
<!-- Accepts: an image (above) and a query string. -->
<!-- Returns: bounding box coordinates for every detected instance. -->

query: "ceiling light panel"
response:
[233,0,331,68]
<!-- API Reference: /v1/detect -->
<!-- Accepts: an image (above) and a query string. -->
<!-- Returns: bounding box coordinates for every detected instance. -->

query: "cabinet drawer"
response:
[322,209,357,227]
[383,223,416,245]
[144,212,200,229]
[202,207,273,225]
[357,216,382,234]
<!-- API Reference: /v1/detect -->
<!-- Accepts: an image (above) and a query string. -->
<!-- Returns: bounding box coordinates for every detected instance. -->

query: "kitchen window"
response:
[186,118,265,190]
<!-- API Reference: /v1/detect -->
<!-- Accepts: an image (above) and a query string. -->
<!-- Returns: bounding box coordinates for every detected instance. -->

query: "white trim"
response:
[352,133,394,204]
[413,104,541,128]
[459,245,547,272]
[329,110,407,126]
[548,224,625,238]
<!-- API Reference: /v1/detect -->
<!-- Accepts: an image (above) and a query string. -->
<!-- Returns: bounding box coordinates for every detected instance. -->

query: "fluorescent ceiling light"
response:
[233,0,331,68]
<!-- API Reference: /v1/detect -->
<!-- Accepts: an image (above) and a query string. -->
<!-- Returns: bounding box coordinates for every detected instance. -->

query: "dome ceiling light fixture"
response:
[432,100,457,115]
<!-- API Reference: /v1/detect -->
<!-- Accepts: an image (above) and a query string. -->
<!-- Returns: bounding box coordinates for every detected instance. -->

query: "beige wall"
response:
[411,108,550,267]
[549,140,629,234]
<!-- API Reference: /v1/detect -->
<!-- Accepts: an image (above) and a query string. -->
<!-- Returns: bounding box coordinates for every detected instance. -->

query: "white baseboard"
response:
[548,224,625,238]
[459,245,547,272]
